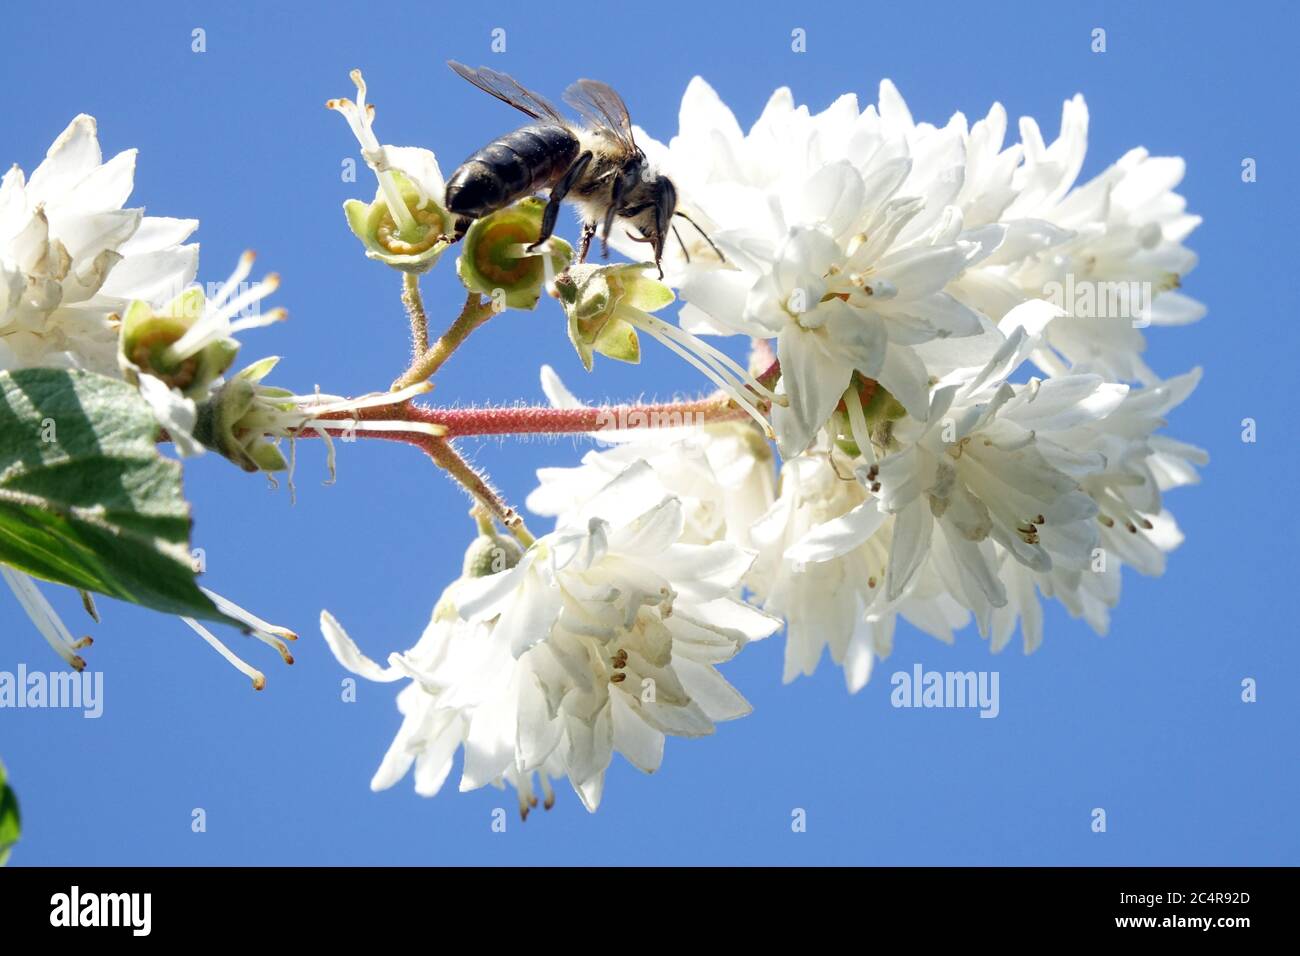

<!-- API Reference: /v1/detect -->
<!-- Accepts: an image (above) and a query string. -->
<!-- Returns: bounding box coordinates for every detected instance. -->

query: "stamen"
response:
[641,312,786,405]
[287,434,298,505]
[301,418,447,439]
[316,426,338,483]
[200,588,298,641]
[207,275,280,325]
[1093,486,1154,536]
[1,567,88,671]
[209,250,256,313]
[164,283,283,365]
[645,327,775,438]
[843,386,877,465]
[328,72,419,236]
[306,381,432,414]
[182,618,266,690]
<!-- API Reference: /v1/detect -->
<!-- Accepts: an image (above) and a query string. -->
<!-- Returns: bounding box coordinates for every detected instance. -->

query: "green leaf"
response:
[0,759,19,866]
[0,368,234,624]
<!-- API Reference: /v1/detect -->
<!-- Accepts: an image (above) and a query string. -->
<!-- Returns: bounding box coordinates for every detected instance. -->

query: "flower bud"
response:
[194,357,294,473]
[461,532,525,578]
[456,198,573,310]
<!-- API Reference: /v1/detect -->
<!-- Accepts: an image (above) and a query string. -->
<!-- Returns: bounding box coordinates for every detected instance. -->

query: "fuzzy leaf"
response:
[0,368,234,623]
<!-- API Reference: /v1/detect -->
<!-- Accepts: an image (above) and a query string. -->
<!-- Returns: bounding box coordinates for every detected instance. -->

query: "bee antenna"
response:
[673,211,726,263]
[671,224,691,264]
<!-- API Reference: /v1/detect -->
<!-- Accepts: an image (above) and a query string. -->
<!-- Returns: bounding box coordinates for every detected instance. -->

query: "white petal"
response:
[787,500,887,567]
[886,498,933,600]
[320,610,405,682]
[611,690,665,772]
[26,115,102,204]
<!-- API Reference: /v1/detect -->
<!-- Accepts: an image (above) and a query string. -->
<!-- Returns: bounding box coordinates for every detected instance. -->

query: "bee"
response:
[443,61,721,277]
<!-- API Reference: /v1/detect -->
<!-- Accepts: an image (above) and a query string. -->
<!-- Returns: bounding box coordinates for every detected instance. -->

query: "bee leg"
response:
[528,151,592,253]
[599,171,633,259]
[442,215,473,244]
[578,221,597,262]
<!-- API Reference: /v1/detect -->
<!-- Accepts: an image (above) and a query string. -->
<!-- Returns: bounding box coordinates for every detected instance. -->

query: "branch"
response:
[392,291,496,390]
[330,395,757,438]
[295,388,773,548]
[301,422,535,547]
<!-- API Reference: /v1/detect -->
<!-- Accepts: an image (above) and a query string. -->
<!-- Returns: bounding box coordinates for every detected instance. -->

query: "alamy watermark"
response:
[50,886,151,935]
[890,664,999,718]
[0,665,103,718]
[1043,274,1155,327]
[594,408,707,431]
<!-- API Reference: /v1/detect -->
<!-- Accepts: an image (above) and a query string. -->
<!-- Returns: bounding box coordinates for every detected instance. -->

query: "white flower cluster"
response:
[1,117,298,687]
[1,115,198,374]
[326,79,1204,814]
[609,78,1206,681]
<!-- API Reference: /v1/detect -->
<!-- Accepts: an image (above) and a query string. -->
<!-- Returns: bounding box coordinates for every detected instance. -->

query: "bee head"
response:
[619,170,677,277]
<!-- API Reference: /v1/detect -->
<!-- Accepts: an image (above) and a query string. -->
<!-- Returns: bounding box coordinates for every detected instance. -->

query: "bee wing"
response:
[563,79,637,151]
[447,61,568,124]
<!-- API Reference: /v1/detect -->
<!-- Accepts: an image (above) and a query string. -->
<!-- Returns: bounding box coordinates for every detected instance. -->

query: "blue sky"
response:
[1,0,1296,865]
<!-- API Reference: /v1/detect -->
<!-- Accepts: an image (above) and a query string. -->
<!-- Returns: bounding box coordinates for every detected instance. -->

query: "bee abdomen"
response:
[445,124,580,219]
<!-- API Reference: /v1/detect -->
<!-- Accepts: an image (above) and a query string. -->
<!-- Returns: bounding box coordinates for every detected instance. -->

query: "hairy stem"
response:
[303,420,537,548]
[300,389,768,550]
[422,438,536,548]
[392,291,495,390]
[330,396,754,438]
[402,272,429,359]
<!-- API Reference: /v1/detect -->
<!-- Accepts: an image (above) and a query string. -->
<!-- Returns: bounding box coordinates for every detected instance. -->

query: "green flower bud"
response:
[119,290,238,398]
[194,357,295,473]
[461,532,525,578]
[456,197,573,310]
[556,262,675,371]
[343,171,453,274]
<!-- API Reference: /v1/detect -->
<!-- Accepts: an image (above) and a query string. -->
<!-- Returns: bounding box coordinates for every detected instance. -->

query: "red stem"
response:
[307,395,761,439]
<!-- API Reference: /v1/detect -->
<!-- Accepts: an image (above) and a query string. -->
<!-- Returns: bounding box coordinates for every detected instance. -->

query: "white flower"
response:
[121,251,286,457]
[963,95,1204,382]
[322,461,779,812]
[746,447,973,691]
[616,79,1007,455]
[0,119,296,687]
[747,450,889,689]
[871,323,1112,632]
[328,70,452,271]
[0,115,198,375]
[988,367,1205,647]
[615,79,1203,459]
